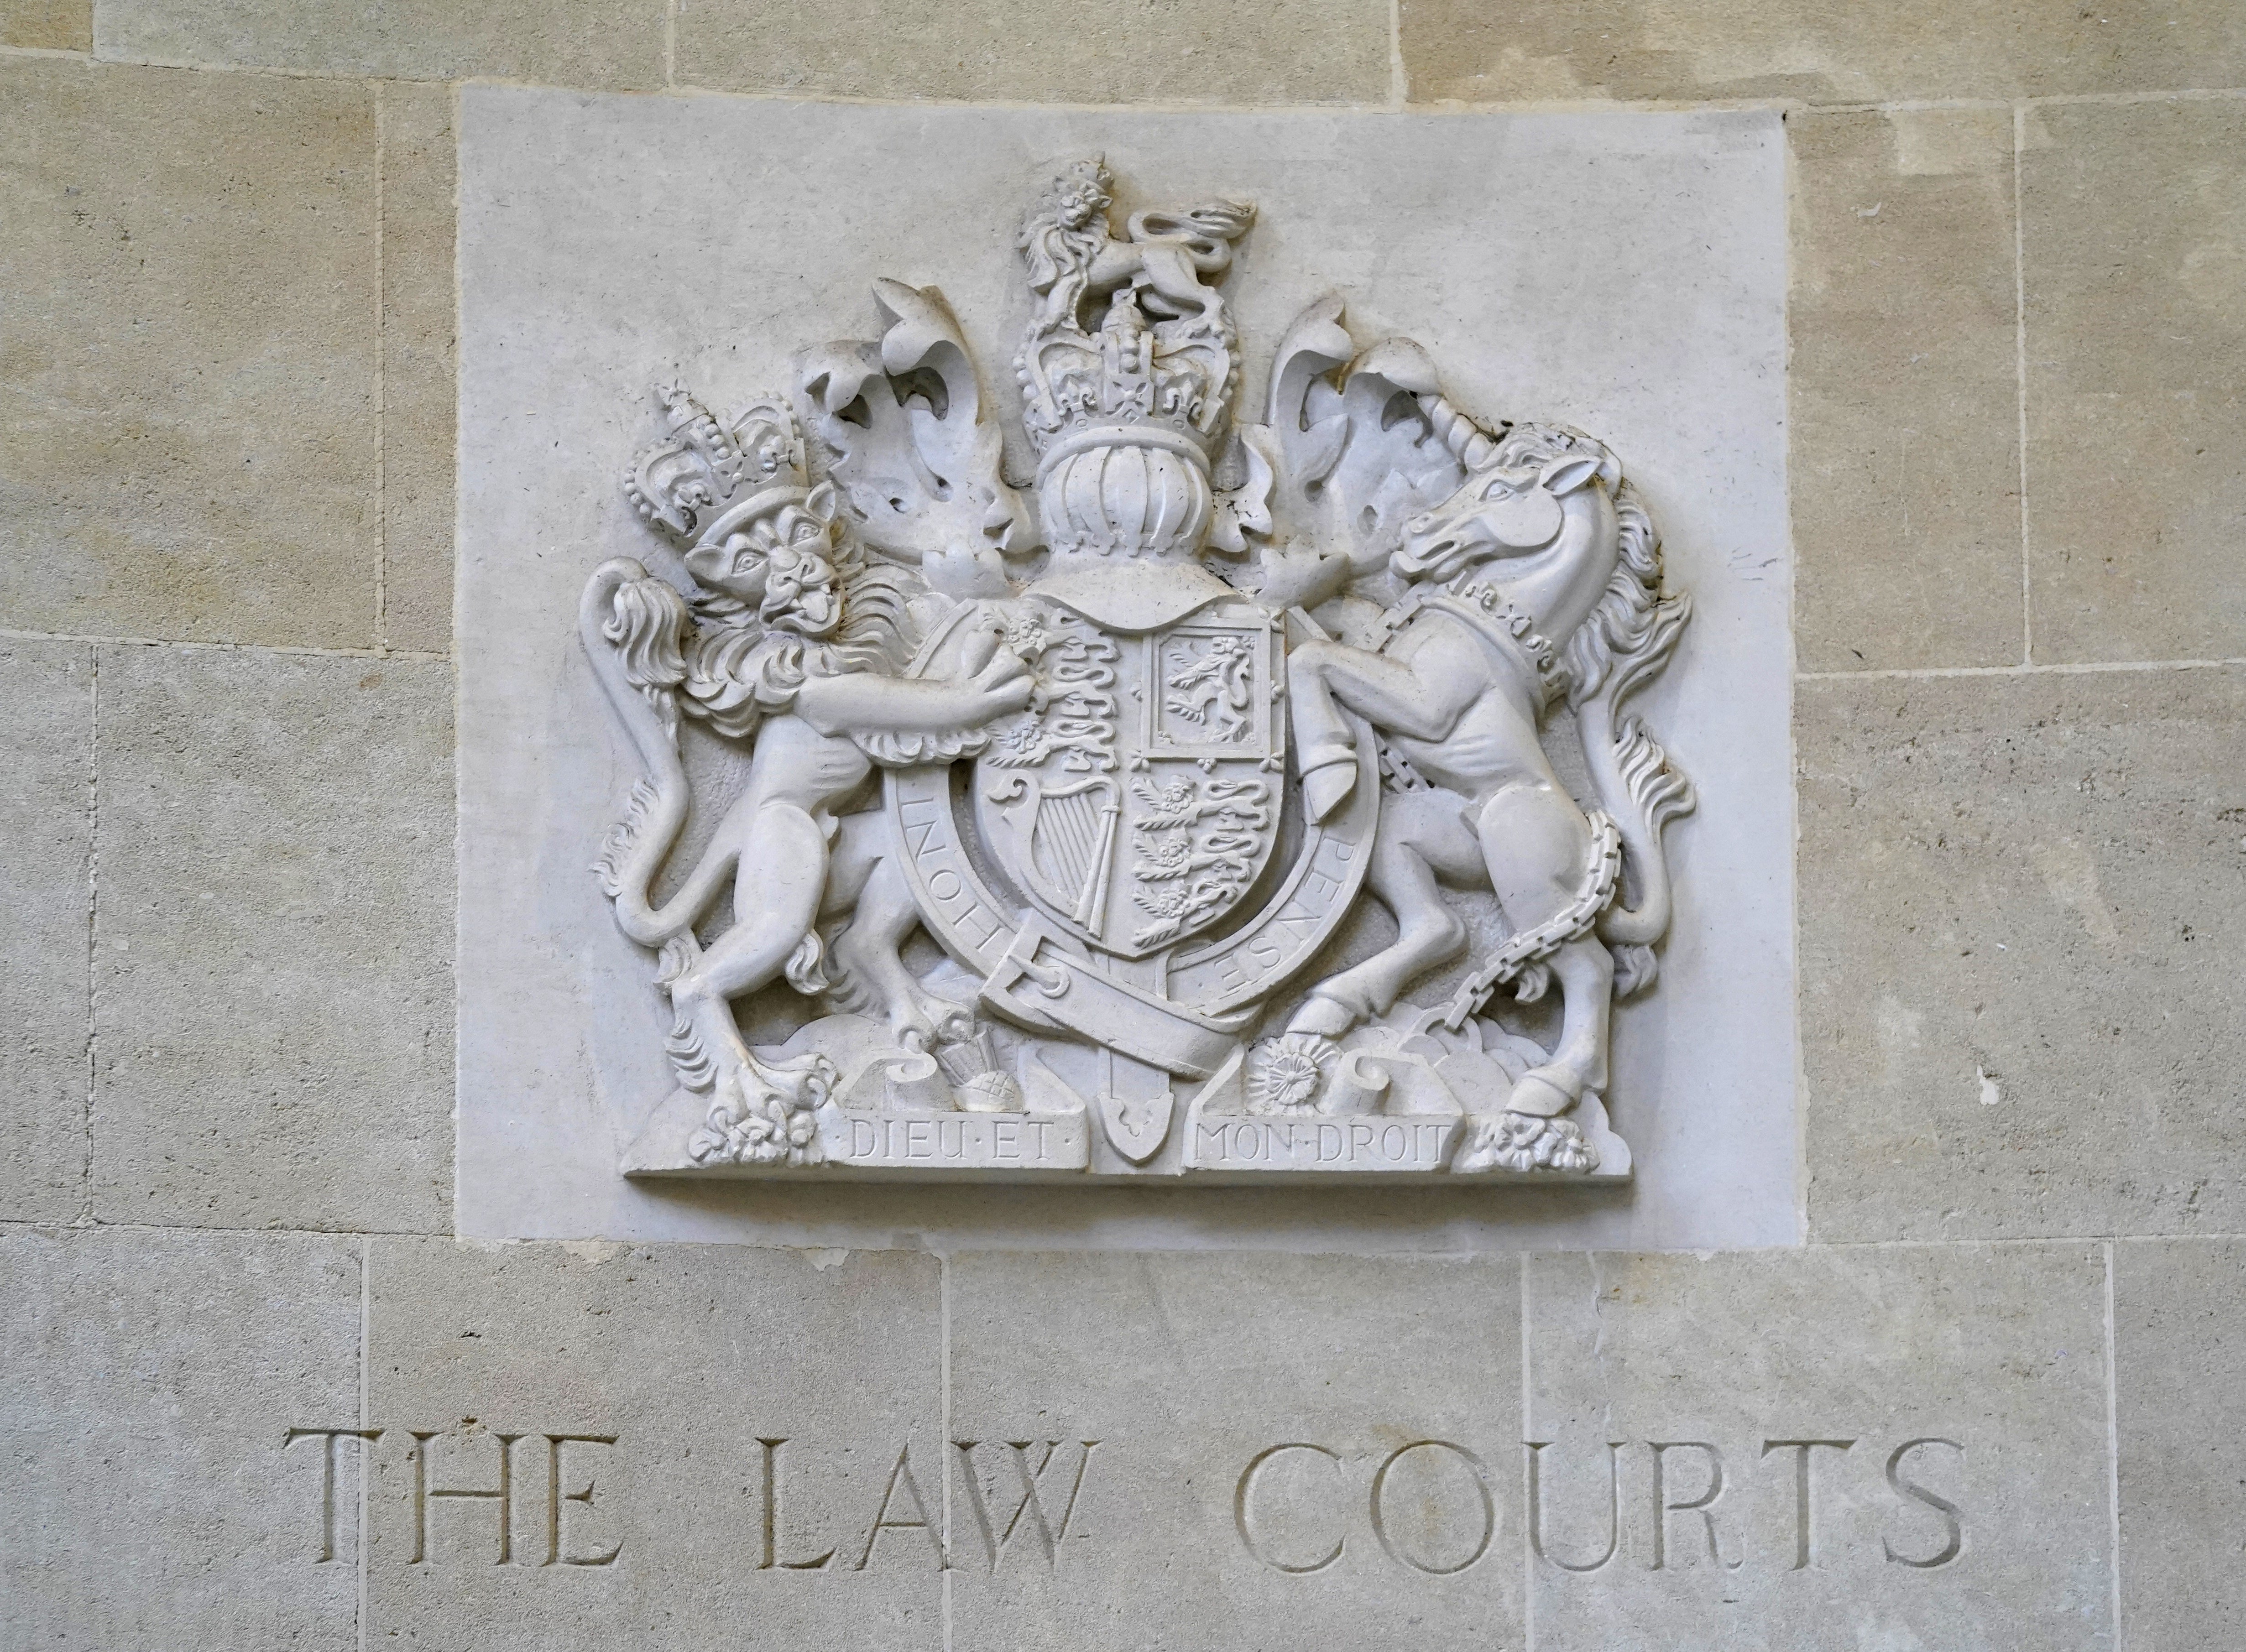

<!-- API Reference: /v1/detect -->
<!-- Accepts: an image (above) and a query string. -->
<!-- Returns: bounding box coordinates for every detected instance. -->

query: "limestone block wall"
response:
[2,3,2242,1647]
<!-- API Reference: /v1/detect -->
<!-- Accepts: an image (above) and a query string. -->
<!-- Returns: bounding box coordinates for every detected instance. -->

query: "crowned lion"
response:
[1018,158,1255,337]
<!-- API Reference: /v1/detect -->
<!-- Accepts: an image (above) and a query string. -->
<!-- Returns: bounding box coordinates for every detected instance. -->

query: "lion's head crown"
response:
[1018,157,1114,257]
[623,384,808,548]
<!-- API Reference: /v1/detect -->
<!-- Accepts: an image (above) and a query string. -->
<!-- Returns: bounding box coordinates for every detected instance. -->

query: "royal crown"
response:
[622,384,807,549]
[1013,160,1255,563]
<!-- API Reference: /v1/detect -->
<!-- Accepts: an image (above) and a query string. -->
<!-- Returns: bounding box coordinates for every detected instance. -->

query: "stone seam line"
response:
[0,629,449,663]
[2103,1240,2124,1651]
[2014,100,2034,667]
[358,1235,372,1652]
[1386,0,1405,109]
[1780,110,1807,1245]
[9,628,2241,682]
[5,38,2246,112]
[75,646,98,1226]
[1520,1251,1534,1652]
[374,81,389,652]
[940,1249,953,1652]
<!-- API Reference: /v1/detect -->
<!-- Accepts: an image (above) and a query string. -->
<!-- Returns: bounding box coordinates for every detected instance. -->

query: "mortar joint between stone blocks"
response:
[0,42,94,63]
[2013,99,2032,668]
[16,44,2244,119]
[2103,1240,2123,1651]
[940,1247,952,1652]
[76,645,99,1228]
[0,627,449,664]
[1386,0,1405,109]
[375,80,390,657]
[1797,656,2246,682]
[358,1235,371,1652]
[1520,1251,1535,1652]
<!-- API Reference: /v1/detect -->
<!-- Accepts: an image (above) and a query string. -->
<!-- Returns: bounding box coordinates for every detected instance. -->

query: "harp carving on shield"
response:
[1025,777,1122,934]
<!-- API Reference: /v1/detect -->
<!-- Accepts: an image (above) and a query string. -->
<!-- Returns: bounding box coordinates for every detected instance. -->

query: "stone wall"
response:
[3,4,2241,1648]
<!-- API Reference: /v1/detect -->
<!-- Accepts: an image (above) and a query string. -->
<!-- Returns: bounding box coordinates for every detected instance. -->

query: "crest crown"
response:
[1013,160,1256,563]
[623,385,807,547]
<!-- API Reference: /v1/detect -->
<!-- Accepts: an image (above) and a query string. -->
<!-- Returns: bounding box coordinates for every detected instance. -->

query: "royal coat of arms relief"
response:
[581,159,1694,1183]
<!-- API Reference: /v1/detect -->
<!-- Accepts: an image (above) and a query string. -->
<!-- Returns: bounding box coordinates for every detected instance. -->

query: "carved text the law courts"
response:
[581,160,1694,1182]
[284,1424,1969,1577]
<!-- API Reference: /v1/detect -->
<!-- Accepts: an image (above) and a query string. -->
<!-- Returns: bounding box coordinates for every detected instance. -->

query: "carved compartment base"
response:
[618,1011,1631,1184]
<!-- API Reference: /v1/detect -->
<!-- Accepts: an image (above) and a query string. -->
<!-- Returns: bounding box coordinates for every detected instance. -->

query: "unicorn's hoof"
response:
[1302,760,1358,823]
[1507,1070,1579,1118]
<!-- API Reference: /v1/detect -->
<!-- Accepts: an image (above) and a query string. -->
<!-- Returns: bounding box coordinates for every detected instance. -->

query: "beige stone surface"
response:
[1400,0,2246,104]
[1525,1245,2111,1650]
[363,1239,943,1649]
[947,1251,1521,1650]
[1799,667,2246,1241]
[0,58,379,648]
[1791,109,2022,673]
[95,0,664,89]
[0,1226,362,1650]
[2023,100,2246,665]
[674,0,1389,104]
[380,83,456,656]
[92,646,452,1230]
[2,0,89,48]
[2113,1237,2246,1651]
[0,642,92,1223]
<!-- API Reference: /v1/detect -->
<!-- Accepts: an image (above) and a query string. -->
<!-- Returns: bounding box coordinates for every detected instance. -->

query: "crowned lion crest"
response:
[580,160,1692,1181]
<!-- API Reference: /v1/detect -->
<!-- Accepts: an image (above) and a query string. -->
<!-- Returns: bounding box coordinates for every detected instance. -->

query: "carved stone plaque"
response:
[455,94,1795,1240]
[585,156,1698,1187]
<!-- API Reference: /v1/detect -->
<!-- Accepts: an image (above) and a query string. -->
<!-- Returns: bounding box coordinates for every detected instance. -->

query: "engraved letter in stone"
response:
[1233,1443,1346,1575]
[542,1434,623,1567]
[1881,1438,1965,1569]
[1761,1438,1854,1571]
[1525,1441,1623,1574]
[953,1440,1100,1572]
[1648,1441,1734,1571]
[758,1438,836,1570]
[1369,1440,1494,1575]
[854,1446,948,1570]
[284,1428,382,1563]
[410,1429,521,1565]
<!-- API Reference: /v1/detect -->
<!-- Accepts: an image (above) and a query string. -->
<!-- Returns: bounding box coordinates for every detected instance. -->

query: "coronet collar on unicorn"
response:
[1382,572,1566,702]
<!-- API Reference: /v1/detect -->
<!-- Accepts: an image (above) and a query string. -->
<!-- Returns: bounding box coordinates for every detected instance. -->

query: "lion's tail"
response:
[1128,201,1257,267]
[580,559,698,948]
[1177,200,1256,243]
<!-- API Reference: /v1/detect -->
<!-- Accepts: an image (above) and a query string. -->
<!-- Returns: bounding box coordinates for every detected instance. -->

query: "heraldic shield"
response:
[887,577,1380,1117]
[976,598,1285,960]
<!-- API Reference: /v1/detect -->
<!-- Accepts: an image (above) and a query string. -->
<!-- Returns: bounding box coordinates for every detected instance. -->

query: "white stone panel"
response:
[456,88,1793,1250]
